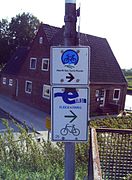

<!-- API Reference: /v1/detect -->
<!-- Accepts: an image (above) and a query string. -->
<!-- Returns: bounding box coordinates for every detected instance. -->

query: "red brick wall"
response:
[0,25,127,116]
[15,25,51,113]
[90,84,127,116]
[0,75,17,98]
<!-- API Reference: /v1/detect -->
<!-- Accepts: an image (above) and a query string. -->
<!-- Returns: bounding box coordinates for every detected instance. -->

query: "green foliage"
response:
[126,75,132,88]
[8,12,40,48]
[0,119,88,179]
[90,115,132,129]
[122,68,132,91]
[0,19,11,64]
[123,174,132,180]
[0,115,131,179]
[0,12,40,65]
[122,68,132,76]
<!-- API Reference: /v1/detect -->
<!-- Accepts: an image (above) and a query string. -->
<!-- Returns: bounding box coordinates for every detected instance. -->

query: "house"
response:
[0,24,127,116]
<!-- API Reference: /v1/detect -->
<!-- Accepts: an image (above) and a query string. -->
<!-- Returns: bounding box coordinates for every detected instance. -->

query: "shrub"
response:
[0,119,89,179]
[0,114,131,179]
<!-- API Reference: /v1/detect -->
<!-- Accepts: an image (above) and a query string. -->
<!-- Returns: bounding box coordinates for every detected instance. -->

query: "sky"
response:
[0,0,132,69]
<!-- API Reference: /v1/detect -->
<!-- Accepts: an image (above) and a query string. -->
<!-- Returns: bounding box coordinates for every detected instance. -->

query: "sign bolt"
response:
[60,79,64,82]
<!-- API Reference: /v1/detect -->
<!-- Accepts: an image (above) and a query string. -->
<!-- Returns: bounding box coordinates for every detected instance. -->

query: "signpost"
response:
[51,47,90,85]
[50,0,90,179]
[52,87,89,141]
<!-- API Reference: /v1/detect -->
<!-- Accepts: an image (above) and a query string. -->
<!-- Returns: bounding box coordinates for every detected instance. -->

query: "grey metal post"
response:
[64,0,77,180]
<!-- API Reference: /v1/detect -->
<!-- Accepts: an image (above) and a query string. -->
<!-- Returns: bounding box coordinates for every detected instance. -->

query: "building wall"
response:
[16,77,51,113]
[0,75,17,98]
[0,25,127,116]
[90,83,127,116]
[19,26,50,81]
[0,74,127,116]
[14,26,51,113]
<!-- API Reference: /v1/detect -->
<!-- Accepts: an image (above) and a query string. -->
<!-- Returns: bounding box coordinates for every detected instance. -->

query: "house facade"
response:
[0,24,127,116]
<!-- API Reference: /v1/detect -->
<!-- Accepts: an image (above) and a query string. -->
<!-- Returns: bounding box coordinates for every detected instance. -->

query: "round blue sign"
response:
[61,49,79,66]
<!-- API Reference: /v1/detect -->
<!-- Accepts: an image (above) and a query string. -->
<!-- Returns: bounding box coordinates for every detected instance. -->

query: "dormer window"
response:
[30,58,37,70]
[39,37,43,44]
[41,58,49,71]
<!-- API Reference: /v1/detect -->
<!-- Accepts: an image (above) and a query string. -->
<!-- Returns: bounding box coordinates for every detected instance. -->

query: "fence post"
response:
[88,128,102,180]
[88,128,93,180]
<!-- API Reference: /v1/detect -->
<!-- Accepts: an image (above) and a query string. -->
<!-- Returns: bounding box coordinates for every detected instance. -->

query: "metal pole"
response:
[64,1,77,180]
[64,0,77,46]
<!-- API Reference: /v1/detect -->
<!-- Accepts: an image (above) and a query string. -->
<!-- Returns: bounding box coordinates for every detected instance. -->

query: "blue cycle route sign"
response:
[50,46,90,85]
[61,49,79,68]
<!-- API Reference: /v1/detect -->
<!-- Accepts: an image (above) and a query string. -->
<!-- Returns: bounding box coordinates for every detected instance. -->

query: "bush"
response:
[0,119,88,179]
[90,115,132,129]
[0,115,131,179]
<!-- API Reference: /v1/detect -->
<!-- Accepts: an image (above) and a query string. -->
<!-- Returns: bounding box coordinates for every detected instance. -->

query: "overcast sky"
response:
[0,0,131,69]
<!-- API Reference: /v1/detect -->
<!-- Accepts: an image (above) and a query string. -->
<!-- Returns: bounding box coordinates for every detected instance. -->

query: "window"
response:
[25,81,32,94]
[95,90,99,97]
[42,85,50,99]
[113,89,120,100]
[39,37,43,44]
[30,58,37,69]
[9,79,13,86]
[41,58,49,71]
[2,77,6,85]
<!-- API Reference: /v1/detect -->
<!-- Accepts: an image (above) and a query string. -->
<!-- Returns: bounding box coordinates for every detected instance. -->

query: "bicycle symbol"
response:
[61,49,79,67]
[60,124,80,136]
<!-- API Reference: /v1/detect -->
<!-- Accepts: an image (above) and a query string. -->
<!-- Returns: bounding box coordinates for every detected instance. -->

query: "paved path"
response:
[0,94,50,138]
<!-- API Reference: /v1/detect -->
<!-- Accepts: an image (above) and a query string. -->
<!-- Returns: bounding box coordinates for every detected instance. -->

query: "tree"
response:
[8,12,40,49]
[0,19,9,38]
[122,68,132,76]
[0,19,10,64]
[0,13,40,65]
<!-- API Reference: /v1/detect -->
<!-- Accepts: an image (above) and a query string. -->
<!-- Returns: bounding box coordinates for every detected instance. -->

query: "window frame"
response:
[25,80,32,94]
[42,84,50,99]
[41,58,49,71]
[30,58,37,70]
[2,77,7,85]
[39,37,43,44]
[113,89,120,101]
[95,90,99,97]
[9,79,13,86]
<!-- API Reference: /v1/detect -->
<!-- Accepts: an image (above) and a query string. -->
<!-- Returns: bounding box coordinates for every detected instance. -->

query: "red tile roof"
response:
[1,24,127,85]
[43,24,126,84]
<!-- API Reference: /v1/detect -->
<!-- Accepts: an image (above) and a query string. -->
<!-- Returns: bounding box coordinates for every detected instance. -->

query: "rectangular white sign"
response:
[50,46,90,85]
[65,0,76,3]
[51,87,89,142]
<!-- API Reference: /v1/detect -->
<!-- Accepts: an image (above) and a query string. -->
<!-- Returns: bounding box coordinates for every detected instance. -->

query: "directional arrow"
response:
[64,110,77,123]
[66,73,75,82]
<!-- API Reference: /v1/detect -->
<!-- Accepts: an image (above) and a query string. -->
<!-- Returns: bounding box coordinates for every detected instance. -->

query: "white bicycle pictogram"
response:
[60,124,80,136]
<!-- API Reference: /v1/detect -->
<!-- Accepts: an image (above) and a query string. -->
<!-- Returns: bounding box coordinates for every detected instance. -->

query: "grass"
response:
[0,118,88,179]
[126,75,132,88]
[0,115,131,179]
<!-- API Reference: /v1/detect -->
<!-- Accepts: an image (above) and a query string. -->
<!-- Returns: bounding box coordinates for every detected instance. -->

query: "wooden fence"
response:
[88,128,132,179]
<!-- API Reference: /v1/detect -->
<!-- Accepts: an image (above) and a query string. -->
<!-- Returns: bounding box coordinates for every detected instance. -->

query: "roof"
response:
[2,23,127,84]
[79,33,127,84]
[42,24,60,42]
[48,25,127,84]
[1,47,29,75]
